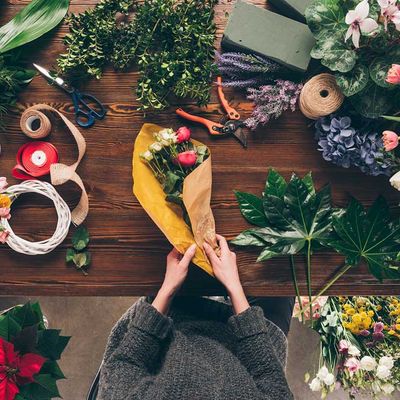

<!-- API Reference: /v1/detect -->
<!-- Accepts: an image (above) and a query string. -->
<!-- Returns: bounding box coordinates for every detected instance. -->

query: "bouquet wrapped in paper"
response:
[132,123,218,276]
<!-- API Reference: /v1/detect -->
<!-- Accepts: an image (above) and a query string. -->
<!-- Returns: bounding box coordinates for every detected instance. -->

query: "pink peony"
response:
[344,357,361,373]
[176,127,191,143]
[0,177,7,192]
[386,64,400,84]
[339,340,350,354]
[0,230,9,244]
[175,151,197,168]
[0,208,11,220]
[382,130,399,151]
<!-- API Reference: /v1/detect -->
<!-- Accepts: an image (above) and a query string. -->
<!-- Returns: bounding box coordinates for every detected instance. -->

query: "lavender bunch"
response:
[315,115,393,176]
[245,80,303,130]
[215,52,283,88]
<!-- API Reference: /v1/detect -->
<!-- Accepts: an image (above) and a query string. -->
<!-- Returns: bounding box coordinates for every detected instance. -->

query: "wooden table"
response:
[1,0,399,296]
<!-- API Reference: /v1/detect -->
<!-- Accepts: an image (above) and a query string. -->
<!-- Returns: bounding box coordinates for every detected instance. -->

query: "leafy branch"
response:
[66,226,91,275]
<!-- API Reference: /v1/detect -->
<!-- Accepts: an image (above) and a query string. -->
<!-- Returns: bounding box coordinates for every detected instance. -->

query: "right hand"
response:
[203,234,242,293]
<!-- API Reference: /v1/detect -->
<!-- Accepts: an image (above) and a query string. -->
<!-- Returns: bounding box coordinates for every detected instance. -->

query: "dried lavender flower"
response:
[215,51,284,88]
[245,80,303,130]
[315,115,393,176]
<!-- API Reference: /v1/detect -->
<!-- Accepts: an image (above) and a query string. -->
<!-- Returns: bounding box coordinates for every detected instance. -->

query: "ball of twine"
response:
[299,73,344,120]
[20,108,52,139]
[1,180,71,255]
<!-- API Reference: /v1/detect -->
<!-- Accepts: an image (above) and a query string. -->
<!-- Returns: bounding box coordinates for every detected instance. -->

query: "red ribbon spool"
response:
[12,142,59,180]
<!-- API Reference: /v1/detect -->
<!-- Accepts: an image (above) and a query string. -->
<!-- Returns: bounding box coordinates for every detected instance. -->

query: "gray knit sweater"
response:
[98,297,293,400]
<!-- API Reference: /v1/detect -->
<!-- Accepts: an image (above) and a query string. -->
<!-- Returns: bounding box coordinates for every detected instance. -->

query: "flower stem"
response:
[306,239,313,327]
[290,255,304,324]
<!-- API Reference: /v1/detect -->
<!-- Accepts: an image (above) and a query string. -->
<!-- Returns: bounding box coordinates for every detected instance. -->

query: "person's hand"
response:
[153,244,197,315]
[203,234,241,294]
[204,235,249,314]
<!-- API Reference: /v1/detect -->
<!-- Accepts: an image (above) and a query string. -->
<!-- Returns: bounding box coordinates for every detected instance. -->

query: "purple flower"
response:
[315,114,393,176]
[245,80,303,130]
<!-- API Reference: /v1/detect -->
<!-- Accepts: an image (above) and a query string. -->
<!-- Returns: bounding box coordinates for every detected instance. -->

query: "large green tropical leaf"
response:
[0,0,69,54]
[325,196,400,281]
[232,169,334,262]
[234,191,267,227]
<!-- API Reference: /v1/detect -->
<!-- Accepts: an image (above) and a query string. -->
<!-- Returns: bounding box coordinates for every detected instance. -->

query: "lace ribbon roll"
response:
[1,180,71,255]
[299,73,344,120]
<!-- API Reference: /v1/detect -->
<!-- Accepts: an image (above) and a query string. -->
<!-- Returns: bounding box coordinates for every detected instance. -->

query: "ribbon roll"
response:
[12,142,59,180]
[20,108,52,139]
[15,105,89,226]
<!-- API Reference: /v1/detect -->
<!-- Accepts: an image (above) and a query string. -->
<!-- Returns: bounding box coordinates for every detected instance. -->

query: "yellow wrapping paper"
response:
[133,123,218,276]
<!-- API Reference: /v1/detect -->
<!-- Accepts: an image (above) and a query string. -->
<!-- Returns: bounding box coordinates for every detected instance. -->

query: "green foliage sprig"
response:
[66,226,91,275]
[305,0,400,118]
[233,169,400,322]
[57,0,218,110]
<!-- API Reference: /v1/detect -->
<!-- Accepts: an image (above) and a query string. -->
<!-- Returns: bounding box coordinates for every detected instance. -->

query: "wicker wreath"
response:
[1,180,71,255]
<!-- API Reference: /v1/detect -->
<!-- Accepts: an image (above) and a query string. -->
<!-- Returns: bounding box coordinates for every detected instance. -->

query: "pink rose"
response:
[386,64,400,84]
[344,357,360,373]
[175,150,197,168]
[339,340,350,354]
[0,230,9,244]
[0,177,8,192]
[0,208,11,220]
[176,127,191,143]
[382,130,399,151]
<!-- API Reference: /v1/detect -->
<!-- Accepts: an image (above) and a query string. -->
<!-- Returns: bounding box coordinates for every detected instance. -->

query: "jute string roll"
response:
[20,104,89,226]
[299,73,344,120]
[20,108,52,139]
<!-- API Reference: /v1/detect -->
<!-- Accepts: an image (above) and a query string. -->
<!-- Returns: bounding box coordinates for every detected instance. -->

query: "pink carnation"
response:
[386,64,400,84]
[339,340,350,354]
[344,357,360,373]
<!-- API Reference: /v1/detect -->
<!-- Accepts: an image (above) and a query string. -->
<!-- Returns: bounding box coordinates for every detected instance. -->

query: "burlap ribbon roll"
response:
[20,108,52,139]
[299,73,344,120]
[20,105,89,226]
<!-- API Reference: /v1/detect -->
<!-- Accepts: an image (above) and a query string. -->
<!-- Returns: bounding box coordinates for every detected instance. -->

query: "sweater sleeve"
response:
[98,299,173,400]
[228,306,294,400]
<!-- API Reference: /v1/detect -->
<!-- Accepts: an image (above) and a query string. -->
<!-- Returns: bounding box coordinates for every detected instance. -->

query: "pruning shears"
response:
[176,77,247,148]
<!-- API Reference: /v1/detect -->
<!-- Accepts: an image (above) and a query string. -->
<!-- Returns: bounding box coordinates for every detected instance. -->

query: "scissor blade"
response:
[33,63,66,88]
[232,127,247,148]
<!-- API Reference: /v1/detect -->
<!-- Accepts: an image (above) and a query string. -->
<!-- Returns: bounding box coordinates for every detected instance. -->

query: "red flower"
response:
[176,126,191,143]
[175,151,197,167]
[0,337,46,400]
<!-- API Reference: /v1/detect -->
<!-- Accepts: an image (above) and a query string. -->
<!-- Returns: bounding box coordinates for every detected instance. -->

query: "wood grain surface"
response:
[1,0,399,296]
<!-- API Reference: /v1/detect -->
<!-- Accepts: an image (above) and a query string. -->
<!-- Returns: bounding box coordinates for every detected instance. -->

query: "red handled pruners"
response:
[176,77,247,148]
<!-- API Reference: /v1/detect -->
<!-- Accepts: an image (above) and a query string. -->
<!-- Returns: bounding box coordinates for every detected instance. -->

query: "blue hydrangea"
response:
[315,115,392,176]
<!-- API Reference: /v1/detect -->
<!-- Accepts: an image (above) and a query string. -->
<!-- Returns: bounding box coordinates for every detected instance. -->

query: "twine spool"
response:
[20,108,52,139]
[299,73,344,120]
[1,180,71,255]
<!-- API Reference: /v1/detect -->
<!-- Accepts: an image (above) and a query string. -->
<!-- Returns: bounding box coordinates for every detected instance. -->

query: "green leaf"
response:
[320,41,357,73]
[29,374,61,398]
[0,0,70,54]
[40,361,66,380]
[325,197,400,281]
[351,82,394,118]
[66,248,76,263]
[8,302,42,328]
[264,168,287,198]
[37,329,70,361]
[382,115,400,122]
[231,229,268,247]
[0,314,21,341]
[305,1,344,39]
[163,171,181,194]
[234,191,267,227]
[73,251,91,268]
[335,64,369,96]
[369,56,393,88]
[72,226,90,251]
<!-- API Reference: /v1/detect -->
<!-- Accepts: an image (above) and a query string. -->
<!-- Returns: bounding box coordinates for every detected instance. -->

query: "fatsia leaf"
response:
[234,191,267,227]
[231,229,267,247]
[325,196,400,281]
[0,0,70,54]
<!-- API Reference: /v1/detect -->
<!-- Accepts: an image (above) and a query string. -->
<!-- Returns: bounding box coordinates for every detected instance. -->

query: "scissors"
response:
[33,63,106,128]
[176,77,247,148]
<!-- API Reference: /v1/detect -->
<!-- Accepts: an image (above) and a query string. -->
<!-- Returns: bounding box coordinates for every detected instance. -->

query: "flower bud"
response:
[175,150,197,167]
[386,64,400,85]
[176,126,191,143]
[149,142,163,152]
[382,130,399,151]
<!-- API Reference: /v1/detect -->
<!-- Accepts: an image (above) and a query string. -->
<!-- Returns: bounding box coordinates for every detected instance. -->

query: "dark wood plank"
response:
[0,0,399,296]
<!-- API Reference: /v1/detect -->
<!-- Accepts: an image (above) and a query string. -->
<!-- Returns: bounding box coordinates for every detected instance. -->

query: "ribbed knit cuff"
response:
[228,306,268,339]
[131,299,172,340]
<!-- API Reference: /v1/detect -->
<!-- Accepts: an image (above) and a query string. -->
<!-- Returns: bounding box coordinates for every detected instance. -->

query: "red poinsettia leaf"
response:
[0,338,18,368]
[16,353,46,385]
[0,376,20,400]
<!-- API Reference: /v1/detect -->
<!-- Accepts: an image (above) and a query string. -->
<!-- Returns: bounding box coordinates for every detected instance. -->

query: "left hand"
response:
[161,244,197,296]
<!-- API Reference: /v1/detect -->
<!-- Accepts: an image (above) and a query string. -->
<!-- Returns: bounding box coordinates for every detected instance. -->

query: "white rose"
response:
[381,383,395,394]
[348,345,360,357]
[376,365,391,380]
[323,373,335,386]
[309,377,322,392]
[390,171,400,191]
[379,356,394,370]
[150,142,163,152]
[360,356,377,371]
[317,366,329,380]
[142,150,153,161]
